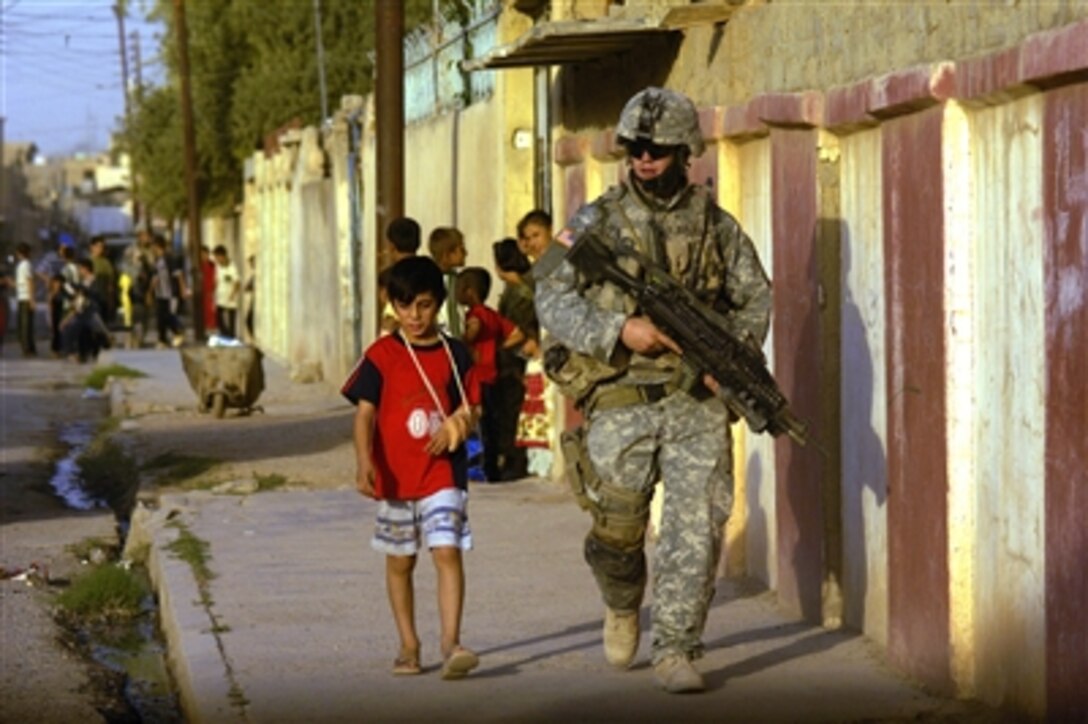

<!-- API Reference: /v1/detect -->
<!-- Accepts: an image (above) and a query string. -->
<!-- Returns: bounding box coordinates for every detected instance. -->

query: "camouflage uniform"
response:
[534,88,771,665]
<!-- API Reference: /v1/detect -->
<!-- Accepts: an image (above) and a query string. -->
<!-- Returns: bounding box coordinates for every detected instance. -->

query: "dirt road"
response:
[0,349,122,722]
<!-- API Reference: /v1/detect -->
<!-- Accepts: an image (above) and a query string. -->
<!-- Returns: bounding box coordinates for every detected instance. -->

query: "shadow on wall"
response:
[555,34,681,131]
[745,452,770,582]
[840,222,888,633]
[785,230,826,624]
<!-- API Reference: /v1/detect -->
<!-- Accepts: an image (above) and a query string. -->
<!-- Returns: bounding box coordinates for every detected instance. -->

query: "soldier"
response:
[534,87,772,693]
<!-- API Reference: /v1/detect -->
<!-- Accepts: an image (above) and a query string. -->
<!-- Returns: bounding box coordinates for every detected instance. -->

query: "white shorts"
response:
[371,487,473,556]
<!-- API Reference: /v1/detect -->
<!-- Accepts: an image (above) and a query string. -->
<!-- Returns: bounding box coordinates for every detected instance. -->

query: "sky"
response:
[1,0,164,159]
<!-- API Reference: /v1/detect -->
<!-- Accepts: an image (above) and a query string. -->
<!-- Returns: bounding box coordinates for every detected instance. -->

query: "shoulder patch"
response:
[556,227,576,248]
[532,239,570,279]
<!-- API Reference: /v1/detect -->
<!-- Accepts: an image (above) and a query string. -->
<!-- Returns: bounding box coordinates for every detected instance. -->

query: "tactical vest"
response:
[545,181,718,407]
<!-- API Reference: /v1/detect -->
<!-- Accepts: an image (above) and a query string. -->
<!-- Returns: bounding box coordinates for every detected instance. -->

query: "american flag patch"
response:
[556,227,576,247]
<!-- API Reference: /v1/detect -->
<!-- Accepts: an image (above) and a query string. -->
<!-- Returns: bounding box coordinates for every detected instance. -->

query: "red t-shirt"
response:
[341,334,479,500]
[465,303,516,385]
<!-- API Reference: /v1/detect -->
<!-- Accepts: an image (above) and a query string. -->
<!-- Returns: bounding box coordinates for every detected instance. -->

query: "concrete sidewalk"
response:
[104,348,998,723]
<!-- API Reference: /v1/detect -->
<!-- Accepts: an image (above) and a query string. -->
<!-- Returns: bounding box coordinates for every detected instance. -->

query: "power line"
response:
[3,61,123,85]
[1,44,126,69]
[6,69,121,94]
[3,12,116,25]
[7,121,113,135]
[2,86,118,103]
[2,26,117,38]
[1,38,131,56]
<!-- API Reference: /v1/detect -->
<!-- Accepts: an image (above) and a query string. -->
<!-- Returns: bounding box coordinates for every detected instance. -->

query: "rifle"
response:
[566,229,810,447]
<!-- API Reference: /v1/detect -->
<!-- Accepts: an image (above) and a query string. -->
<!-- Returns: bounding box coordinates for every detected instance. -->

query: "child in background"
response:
[388,217,422,261]
[492,238,539,480]
[14,242,36,357]
[199,246,218,335]
[47,273,68,356]
[456,266,525,483]
[380,217,422,334]
[516,208,553,264]
[212,245,239,339]
[427,226,467,337]
[342,255,481,680]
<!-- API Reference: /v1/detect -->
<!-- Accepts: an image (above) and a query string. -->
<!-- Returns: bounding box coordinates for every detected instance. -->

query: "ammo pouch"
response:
[560,424,651,549]
[544,343,623,409]
[560,425,597,511]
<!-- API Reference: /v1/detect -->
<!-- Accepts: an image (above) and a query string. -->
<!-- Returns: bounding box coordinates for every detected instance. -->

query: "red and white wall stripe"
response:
[548,15,1087,719]
[719,20,1087,716]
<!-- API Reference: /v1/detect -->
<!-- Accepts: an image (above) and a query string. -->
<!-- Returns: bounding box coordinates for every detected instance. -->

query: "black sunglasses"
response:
[625,140,675,160]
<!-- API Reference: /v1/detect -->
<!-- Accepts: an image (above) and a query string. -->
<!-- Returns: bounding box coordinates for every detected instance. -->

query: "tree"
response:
[127,0,460,218]
[126,84,187,222]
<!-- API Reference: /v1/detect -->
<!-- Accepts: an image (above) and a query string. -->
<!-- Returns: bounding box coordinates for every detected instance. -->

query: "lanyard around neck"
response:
[398,330,469,421]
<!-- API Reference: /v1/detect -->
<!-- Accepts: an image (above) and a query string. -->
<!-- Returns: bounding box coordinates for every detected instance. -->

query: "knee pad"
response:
[584,533,646,584]
[589,480,651,549]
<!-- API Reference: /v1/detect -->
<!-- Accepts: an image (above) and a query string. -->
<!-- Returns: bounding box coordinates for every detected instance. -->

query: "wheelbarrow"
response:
[179,346,265,418]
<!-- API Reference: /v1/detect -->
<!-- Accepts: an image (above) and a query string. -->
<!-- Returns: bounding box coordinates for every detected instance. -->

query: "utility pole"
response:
[313,0,328,125]
[0,115,6,246]
[375,0,404,288]
[132,31,142,89]
[173,0,204,341]
[131,29,150,225]
[113,2,140,227]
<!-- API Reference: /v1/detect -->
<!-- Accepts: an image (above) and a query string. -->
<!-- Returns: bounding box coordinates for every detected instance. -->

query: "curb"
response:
[132,498,243,724]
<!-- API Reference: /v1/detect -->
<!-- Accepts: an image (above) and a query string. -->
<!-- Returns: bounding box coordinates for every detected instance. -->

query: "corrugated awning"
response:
[460,18,679,71]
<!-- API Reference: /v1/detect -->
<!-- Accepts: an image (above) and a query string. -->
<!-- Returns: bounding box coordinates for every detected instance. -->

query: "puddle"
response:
[52,425,183,722]
[87,607,182,723]
[50,422,107,511]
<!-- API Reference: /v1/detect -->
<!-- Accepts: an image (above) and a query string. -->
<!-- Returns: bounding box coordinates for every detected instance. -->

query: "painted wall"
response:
[838,127,888,647]
[454,100,509,261]
[968,94,1047,713]
[231,6,1088,715]
[733,138,777,588]
[403,76,534,269]
[769,126,826,623]
[883,102,952,692]
[286,127,341,383]
[1042,81,1088,722]
[404,116,458,245]
[244,63,534,381]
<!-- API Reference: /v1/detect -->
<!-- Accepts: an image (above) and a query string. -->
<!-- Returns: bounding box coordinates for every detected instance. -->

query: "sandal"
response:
[392,650,421,676]
[440,646,479,680]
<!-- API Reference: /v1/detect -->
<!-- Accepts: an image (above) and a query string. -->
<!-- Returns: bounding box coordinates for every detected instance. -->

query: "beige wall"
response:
[733,137,777,588]
[244,44,535,382]
[838,126,888,647]
[963,95,1047,714]
[674,1,1088,105]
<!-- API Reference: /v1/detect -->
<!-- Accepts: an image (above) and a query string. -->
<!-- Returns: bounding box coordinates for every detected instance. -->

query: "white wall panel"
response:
[839,127,889,646]
[736,138,778,587]
[968,95,1046,715]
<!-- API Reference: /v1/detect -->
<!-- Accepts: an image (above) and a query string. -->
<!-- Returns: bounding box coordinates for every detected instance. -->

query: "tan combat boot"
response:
[603,608,640,668]
[653,653,705,693]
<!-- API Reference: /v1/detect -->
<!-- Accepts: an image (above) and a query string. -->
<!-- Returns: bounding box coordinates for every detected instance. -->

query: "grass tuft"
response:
[83,364,147,391]
[143,451,220,488]
[254,472,290,492]
[56,564,148,620]
[165,524,215,589]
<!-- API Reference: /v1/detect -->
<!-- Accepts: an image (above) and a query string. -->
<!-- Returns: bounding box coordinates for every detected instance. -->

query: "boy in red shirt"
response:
[342,256,481,680]
[456,267,525,483]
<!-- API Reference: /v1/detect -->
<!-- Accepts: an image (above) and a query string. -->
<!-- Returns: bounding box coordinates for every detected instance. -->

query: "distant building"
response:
[3,147,134,252]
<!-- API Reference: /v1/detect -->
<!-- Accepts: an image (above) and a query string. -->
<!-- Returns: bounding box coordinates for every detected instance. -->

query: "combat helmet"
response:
[615,87,705,157]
